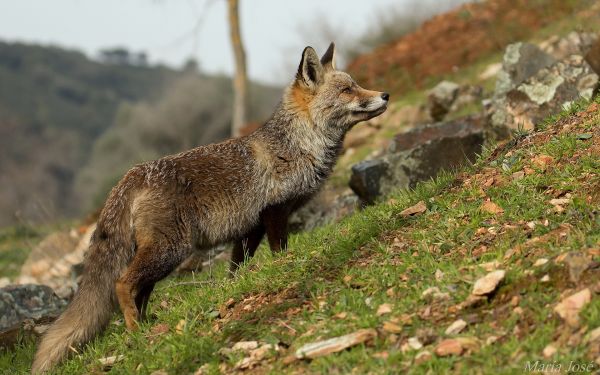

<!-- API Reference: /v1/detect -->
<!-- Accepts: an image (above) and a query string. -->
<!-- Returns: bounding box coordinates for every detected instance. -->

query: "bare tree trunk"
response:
[227,0,247,137]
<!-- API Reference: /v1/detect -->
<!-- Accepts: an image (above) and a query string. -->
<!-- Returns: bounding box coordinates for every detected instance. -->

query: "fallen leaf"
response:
[150,323,170,336]
[531,154,554,170]
[554,288,591,327]
[435,339,463,356]
[400,201,427,217]
[294,329,377,359]
[334,312,348,319]
[481,201,504,215]
[376,303,393,316]
[445,319,467,335]
[175,319,186,335]
[472,270,505,296]
[415,350,432,364]
[382,321,403,334]
[576,133,593,140]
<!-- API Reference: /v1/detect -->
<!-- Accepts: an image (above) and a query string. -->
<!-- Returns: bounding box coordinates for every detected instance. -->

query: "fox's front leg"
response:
[262,204,290,253]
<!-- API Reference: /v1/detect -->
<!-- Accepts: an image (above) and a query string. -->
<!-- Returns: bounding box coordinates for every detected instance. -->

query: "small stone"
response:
[554,288,592,327]
[400,201,427,217]
[415,350,432,364]
[382,321,403,334]
[534,258,549,267]
[512,171,525,181]
[472,270,506,296]
[435,339,463,356]
[232,341,259,351]
[540,274,550,282]
[435,269,444,281]
[294,329,377,359]
[408,337,423,350]
[376,303,393,316]
[543,344,557,358]
[445,319,467,335]
[486,336,499,345]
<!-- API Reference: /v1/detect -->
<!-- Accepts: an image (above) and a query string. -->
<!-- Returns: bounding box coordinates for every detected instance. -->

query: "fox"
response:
[31,42,389,373]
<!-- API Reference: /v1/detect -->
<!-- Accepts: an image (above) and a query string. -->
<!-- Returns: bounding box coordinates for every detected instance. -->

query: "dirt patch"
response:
[347,0,592,95]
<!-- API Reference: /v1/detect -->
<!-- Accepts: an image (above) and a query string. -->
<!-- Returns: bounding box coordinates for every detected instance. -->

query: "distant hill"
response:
[0,42,281,227]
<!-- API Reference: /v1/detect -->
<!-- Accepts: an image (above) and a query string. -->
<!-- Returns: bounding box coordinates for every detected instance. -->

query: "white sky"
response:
[0,0,458,84]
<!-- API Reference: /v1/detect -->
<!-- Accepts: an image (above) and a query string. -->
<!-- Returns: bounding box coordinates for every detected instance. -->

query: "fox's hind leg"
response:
[135,283,155,322]
[229,224,265,275]
[116,235,190,331]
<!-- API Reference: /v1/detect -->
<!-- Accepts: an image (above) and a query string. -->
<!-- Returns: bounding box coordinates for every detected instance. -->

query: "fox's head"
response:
[285,42,389,132]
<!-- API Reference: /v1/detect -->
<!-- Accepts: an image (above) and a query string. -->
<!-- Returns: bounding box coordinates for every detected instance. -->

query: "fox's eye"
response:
[341,87,353,94]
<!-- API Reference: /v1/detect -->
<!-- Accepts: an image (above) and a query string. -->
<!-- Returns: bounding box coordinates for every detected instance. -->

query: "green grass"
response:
[0,225,43,279]
[1,97,598,374]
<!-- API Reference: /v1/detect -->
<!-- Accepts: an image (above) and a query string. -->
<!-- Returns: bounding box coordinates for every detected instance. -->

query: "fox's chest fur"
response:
[125,115,343,246]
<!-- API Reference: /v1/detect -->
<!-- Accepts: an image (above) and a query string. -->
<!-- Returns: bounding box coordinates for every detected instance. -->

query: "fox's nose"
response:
[381,92,390,101]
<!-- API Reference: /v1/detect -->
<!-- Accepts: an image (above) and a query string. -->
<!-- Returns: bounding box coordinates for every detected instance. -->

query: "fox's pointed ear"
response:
[320,42,336,71]
[296,46,324,89]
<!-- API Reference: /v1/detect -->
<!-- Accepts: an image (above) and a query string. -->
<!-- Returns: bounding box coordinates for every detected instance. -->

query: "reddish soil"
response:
[347,0,587,95]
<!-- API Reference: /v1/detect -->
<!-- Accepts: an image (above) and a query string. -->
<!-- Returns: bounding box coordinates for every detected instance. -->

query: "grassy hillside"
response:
[2,95,598,374]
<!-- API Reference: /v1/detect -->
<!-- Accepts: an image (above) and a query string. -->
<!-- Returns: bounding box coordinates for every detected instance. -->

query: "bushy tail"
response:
[31,234,131,374]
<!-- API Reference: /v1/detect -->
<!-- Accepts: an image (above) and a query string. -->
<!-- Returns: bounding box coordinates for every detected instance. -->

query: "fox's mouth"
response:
[353,103,387,117]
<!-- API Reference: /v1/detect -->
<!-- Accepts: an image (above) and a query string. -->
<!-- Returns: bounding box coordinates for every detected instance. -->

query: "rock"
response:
[540,32,598,61]
[407,337,423,350]
[554,288,592,327]
[495,43,556,99]
[349,160,388,205]
[414,350,432,364]
[489,42,599,137]
[445,319,467,335]
[427,81,460,121]
[99,355,125,368]
[534,258,549,267]
[0,278,11,288]
[472,270,506,296]
[351,116,484,203]
[290,190,359,230]
[400,201,427,217]
[18,224,96,292]
[543,344,557,358]
[564,252,593,284]
[294,328,377,359]
[376,303,393,316]
[0,284,67,347]
[382,321,403,334]
[435,339,463,356]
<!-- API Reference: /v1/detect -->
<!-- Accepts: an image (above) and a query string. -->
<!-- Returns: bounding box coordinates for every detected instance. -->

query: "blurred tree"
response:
[226,0,248,137]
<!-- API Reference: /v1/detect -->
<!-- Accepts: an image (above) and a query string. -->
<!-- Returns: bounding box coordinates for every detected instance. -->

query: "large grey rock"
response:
[428,81,460,121]
[349,160,388,205]
[289,191,359,231]
[350,116,484,204]
[489,42,599,138]
[0,284,67,347]
[494,43,556,99]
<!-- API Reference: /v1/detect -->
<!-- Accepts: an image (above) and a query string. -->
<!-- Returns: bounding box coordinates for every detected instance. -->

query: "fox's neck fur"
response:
[248,89,345,206]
